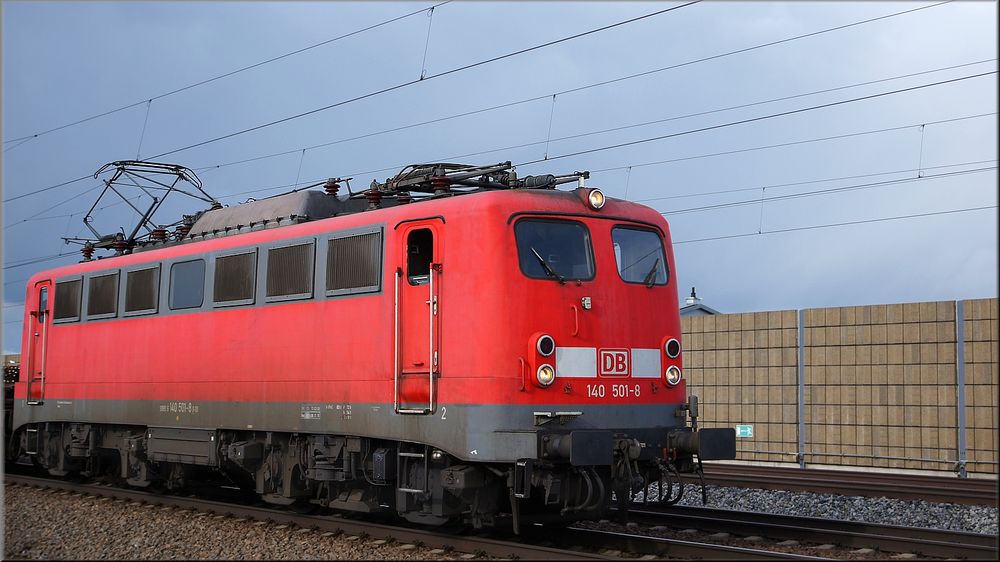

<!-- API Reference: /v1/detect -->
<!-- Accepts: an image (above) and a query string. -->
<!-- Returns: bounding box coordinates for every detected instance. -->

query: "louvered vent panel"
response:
[125,267,159,312]
[214,252,255,303]
[54,279,82,320]
[87,273,118,316]
[327,232,382,291]
[267,243,313,297]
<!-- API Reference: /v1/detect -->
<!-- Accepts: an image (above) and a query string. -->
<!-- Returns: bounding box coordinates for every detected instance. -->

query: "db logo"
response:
[599,349,630,377]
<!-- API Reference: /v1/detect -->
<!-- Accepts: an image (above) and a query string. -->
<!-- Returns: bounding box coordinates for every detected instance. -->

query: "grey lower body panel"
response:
[13,398,684,463]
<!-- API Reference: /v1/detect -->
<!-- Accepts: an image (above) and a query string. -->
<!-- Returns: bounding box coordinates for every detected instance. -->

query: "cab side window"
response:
[407,229,433,285]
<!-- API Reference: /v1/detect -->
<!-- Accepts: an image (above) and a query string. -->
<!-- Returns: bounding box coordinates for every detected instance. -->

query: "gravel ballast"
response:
[2,484,475,561]
[639,482,999,535]
[5,481,998,560]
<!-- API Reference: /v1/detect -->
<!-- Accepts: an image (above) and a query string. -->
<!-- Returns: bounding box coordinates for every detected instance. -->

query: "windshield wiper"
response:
[531,247,566,284]
[642,258,661,287]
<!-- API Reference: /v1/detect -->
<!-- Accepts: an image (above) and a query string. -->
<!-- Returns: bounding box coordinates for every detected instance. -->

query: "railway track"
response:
[617,504,998,560]
[688,463,999,505]
[5,474,831,560]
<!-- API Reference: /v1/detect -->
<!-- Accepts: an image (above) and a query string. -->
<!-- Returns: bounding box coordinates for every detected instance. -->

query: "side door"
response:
[394,221,442,414]
[26,280,52,404]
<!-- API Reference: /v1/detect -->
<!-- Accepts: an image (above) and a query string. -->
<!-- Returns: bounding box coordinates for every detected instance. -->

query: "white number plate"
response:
[586,383,641,399]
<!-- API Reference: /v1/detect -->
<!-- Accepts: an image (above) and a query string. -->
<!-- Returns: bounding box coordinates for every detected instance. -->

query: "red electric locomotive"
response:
[6,161,734,529]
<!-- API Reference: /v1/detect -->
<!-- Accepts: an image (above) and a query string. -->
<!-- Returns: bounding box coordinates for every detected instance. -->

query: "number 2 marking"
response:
[441,406,447,420]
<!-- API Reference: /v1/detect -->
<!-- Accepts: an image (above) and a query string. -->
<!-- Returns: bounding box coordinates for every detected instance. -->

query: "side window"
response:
[54,279,82,321]
[406,229,433,285]
[125,266,160,314]
[169,259,206,310]
[87,272,119,318]
[214,251,256,306]
[326,231,382,295]
[266,242,314,300]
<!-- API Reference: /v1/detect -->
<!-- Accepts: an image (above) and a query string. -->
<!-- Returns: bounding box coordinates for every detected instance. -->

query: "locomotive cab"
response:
[464,186,738,525]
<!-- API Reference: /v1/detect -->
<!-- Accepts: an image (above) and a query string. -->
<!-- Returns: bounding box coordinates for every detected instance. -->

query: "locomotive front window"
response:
[515,219,595,282]
[612,227,669,286]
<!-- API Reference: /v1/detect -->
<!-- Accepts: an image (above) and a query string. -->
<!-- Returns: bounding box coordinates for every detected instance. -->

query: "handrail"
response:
[25,311,38,405]
[428,263,438,413]
[393,268,401,414]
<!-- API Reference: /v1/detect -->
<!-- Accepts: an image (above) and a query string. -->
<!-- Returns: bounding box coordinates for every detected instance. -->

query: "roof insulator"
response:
[366,188,383,210]
[324,178,340,197]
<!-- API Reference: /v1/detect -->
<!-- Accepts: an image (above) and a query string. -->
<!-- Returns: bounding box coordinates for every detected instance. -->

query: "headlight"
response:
[587,188,605,210]
[665,338,681,359]
[536,334,555,357]
[536,364,555,386]
[664,365,682,386]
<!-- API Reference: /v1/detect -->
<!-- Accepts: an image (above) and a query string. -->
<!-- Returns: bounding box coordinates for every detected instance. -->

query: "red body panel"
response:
[16,189,685,411]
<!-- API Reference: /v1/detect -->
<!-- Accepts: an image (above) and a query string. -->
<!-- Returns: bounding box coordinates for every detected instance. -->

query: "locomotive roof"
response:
[28,186,668,284]
[186,190,372,241]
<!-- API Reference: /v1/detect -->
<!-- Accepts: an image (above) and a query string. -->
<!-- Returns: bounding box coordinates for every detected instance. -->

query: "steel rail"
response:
[685,463,999,506]
[4,474,605,560]
[620,505,998,559]
[552,526,835,560]
[6,473,838,560]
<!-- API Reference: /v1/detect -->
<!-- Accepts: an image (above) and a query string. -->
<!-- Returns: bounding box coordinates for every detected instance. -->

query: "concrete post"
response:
[955,300,968,478]
[797,308,806,469]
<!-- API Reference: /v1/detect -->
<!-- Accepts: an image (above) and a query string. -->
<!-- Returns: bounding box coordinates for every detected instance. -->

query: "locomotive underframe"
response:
[5,414,722,528]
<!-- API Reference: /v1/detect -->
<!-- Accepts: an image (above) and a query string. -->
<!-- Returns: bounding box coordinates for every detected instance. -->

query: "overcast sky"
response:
[2,1,997,353]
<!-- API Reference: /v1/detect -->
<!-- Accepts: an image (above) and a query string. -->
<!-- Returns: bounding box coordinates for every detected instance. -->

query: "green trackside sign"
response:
[735,424,754,438]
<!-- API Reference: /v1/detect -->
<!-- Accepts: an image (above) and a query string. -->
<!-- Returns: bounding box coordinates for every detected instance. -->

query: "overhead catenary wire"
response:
[185,38,993,176]
[4,185,103,230]
[3,252,79,271]
[145,1,701,161]
[209,109,996,204]
[216,83,995,205]
[593,114,997,175]
[658,166,997,216]
[4,174,94,204]
[673,205,997,245]
[5,1,964,205]
[3,17,995,274]
[515,71,997,167]
[633,158,998,204]
[14,109,991,235]
[2,1,454,146]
